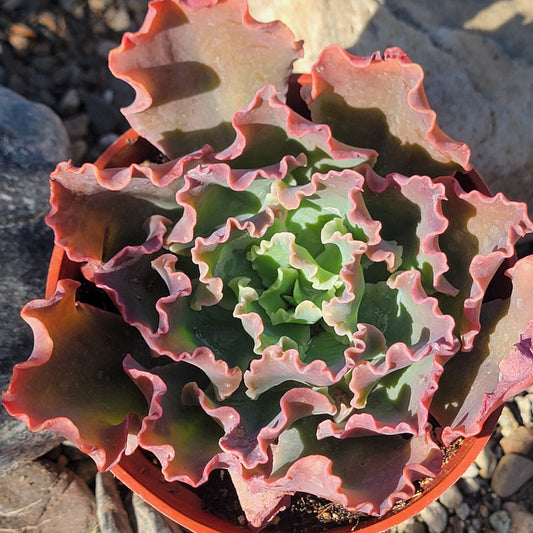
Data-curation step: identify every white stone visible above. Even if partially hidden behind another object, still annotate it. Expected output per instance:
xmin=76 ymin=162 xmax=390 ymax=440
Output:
xmin=498 ymin=406 xmax=520 ymax=437
xmin=475 ymin=446 xmax=498 ymax=479
xmin=419 ymin=500 xmax=448 ymax=533
xmin=438 ymin=483 xmax=463 ymax=512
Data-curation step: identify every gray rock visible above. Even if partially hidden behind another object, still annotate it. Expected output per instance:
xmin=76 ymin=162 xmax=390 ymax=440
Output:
xmin=0 ymin=86 xmax=70 ymax=474
xmin=131 ymin=493 xmax=184 ymax=533
xmin=96 ymin=471 xmax=134 ymax=533
xmin=491 ymin=453 xmax=533 ymax=497
xmin=0 ymin=459 xmax=97 ymax=532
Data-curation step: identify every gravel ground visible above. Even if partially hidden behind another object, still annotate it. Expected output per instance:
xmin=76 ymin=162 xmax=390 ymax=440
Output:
xmin=1 ymin=1 xmax=533 ymax=533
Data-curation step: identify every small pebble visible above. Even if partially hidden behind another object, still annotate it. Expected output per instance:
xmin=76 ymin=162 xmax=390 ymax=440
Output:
xmin=58 ymin=88 xmax=81 ymax=115
xmin=503 ymin=502 xmax=533 ymax=533
xmin=458 ymin=476 xmax=481 ymax=495
xmin=500 ymin=425 xmax=533 ymax=457
xmin=515 ymin=395 xmax=533 ymax=426
xmin=475 ymin=446 xmax=498 ymax=479
xmin=64 ymin=113 xmax=90 ymax=140
xmin=419 ymin=500 xmax=448 ymax=533
xmin=438 ymin=484 xmax=463 ymax=512
xmin=498 ymin=406 xmax=520 ymax=437
xmin=397 ymin=517 xmax=427 ymax=533
xmin=489 ymin=510 xmax=511 ymax=533
xmin=491 ymin=453 xmax=533 ymax=497
xmin=455 ymin=502 xmax=471 ymax=521
xmin=104 ymin=7 xmax=132 ymax=32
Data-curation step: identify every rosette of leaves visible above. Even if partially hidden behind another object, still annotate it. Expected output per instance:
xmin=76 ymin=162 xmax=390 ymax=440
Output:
xmin=3 ymin=1 xmax=533 ymax=531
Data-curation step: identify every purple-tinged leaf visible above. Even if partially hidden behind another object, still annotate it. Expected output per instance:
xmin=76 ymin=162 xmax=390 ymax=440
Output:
xmin=436 ymin=177 xmax=533 ymax=349
xmin=125 ymin=357 xmax=234 ymax=486
xmin=2 ymin=280 xmax=149 ymax=470
xmin=247 ymin=420 xmax=442 ymax=517
xmin=302 ymin=45 xmax=471 ymax=177
xmin=432 ymin=255 xmax=533 ymax=445
xmin=109 ymin=0 xmax=303 ymax=157
xmin=47 ymin=160 xmax=184 ymax=266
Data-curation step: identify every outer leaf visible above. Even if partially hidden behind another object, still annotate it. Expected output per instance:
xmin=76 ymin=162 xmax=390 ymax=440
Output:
xmin=219 ymin=387 xmax=336 ymax=469
xmin=125 ymin=357 xmax=233 ymax=485
xmin=436 ymin=177 xmax=533 ymax=349
xmin=108 ymin=0 xmax=303 ymax=157
xmin=302 ymin=45 xmax=471 ymax=177
xmin=2 ymin=280 xmax=149 ymax=470
xmin=47 ymin=160 xmax=184 ymax=266
xmin=432 ymin=255 xmax=533 ymax=445
xmin=248 ymin=418 xmax=442 ymax=517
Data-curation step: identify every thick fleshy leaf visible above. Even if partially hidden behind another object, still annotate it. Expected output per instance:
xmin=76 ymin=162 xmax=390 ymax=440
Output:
xmin=248 ymin=417 xmax=442 ymax=517
xmin=109 ymin=0 xmax=303 ymax=157
xmin=356 ymin=269 xmax=457 ymax=362
xmin=392 ymin=173 xmax=456 ymax=295
xmin=219 ymin=387 xmax=336 ymax=469
xmin=435 ymin=177 xmax=533 ymax=349
xmin=219 ymin=84 xmax=376 ymax=173
xmin=2 ymin=280 xmax=149 ymax=470
xmin=302 ymin=45 xmax=471 ymax=177
xmin=243 ymin=344 xmax=362 ymax=400
xmin=228 ymin=465 xmax=290 ymax=531
xmin=166 ymin=85 xmax=375 ymax=249
xmin=321 ymin=354 xmax=444 ymax=437
xmin=125 ymin=357 xmax=233 ymax=485
xmin=93 ymin=248 xmax=188 ymax=336
xmin=143 ymin=254 xmax=256 ymax=388
xmin=47 ymin=160 xmax=184 ymax=265
xmin=432 ymin=255 xmax=533 ymax=445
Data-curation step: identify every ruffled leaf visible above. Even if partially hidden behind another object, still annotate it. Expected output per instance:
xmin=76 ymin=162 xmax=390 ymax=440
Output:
xmin=302 ymin=45 xmax=471 ymax=177
xmin=109 ymin=0 xmax=303 ymax=157
xmin=125 ymin=357 xmax=232 ymax=485
xmin=436 ymin=177 xmax=533 ymax=349
xmin=218 ymin=386 xmax=336 ymax=469
xmin=166 ymin=85 xmax=375 ymax=249
xmin=47 ymin=160 xmax=184 ymax=266
xmin=2 ymin=280 xmax=149 ymax=470
xmin=432 ymin=255 xmax=533 ymax=445
xmin=249 ymin=417 xmax=442 ymax=517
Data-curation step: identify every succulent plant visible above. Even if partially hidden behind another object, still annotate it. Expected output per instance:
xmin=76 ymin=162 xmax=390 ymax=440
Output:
xmin=3 ymin=0 xmax=533 ymax=530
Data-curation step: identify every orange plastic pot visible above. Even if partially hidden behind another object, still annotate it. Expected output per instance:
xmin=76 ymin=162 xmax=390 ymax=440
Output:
xmin=45 ymin=129 xmax=501 ymax=533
